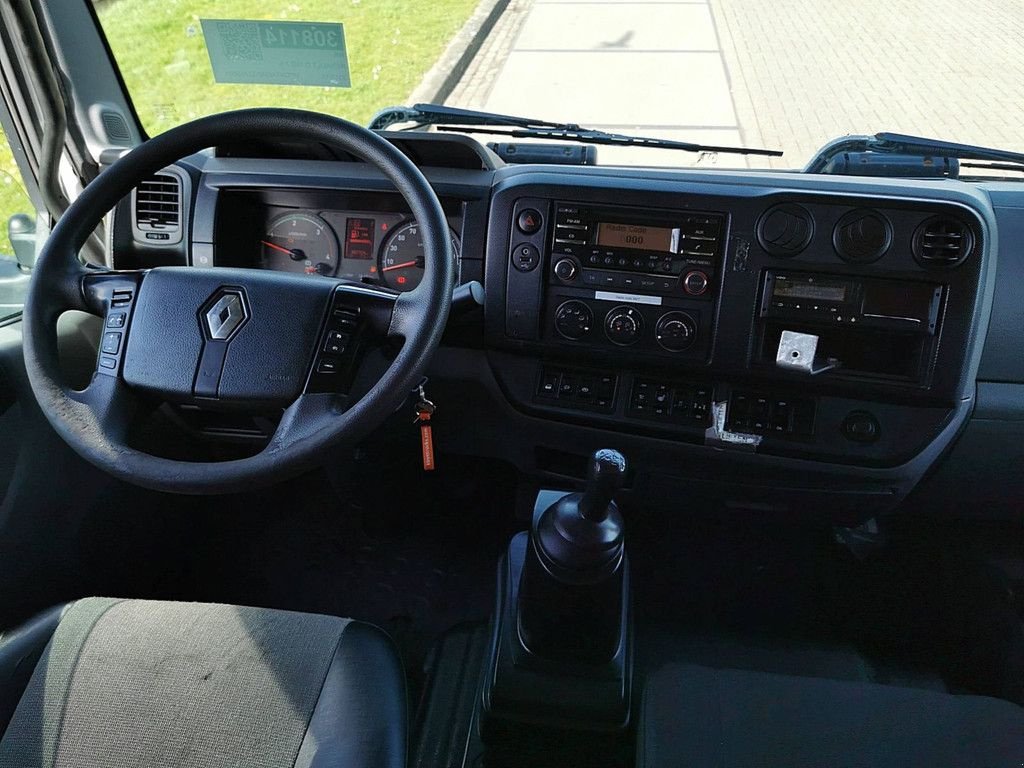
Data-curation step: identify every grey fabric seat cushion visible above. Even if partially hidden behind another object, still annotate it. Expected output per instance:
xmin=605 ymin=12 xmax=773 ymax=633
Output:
xmin=0 ymin=598 xmax=406 ymax=768
xmin=639 ymin=663 xmax=1024 ymax=767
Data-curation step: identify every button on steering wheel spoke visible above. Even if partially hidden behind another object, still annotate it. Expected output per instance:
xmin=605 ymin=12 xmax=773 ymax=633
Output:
xmin=80 ymin=270 xmax=145 ymax=378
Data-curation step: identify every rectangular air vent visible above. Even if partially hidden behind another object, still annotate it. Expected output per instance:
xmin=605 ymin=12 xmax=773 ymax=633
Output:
xmin=132 ymin=171 xmax=184 ymax=245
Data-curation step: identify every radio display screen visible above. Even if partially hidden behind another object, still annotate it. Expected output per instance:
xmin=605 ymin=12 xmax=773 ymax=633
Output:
xmin=595 ymin=222 xmax=679 ymax=253
xmin=773 ymin=279 xmax=848 ymax=302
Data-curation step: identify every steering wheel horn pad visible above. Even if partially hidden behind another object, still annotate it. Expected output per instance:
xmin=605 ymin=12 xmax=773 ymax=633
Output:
xmin=21 ymin=109 xmax=453 ymax=494
xmin=122 ymin=268 xmax=332 ymax=406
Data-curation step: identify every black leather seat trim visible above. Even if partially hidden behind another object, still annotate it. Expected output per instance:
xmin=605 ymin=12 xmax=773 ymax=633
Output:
xmin=293 ymin=621 xmax=407 ymax=768
xmin=0 ymin=605 xmax=66 ymax=738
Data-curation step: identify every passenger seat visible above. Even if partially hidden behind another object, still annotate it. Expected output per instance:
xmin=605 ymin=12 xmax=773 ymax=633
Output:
xmin=639 ymin=664 xmax=1024 ymax=767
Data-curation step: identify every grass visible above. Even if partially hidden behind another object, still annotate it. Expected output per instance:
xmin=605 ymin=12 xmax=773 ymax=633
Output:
xmin=95 ymin=0 xmax=480 ymax=135
xmin=0 ymin=133 xmax=32 ymax=257
xmin=1 ymin=0 xmax=477 ymax=264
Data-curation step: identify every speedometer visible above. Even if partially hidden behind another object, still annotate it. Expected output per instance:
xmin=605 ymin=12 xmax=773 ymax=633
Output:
xmin=260 ymin=213 xmax=338 ymax=277
xmin=378 ymin=220 xmax=459 ymax=292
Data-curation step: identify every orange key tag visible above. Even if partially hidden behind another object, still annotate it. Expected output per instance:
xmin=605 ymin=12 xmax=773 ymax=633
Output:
xmin=413 ymin=382 xmax=436 ymax=472
xmin=417 ymin=410 xmax=435 ymax=472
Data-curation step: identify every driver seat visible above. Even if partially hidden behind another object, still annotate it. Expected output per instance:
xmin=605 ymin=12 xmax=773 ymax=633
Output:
xmin=0 ymin=598 xmax=406 ymax=768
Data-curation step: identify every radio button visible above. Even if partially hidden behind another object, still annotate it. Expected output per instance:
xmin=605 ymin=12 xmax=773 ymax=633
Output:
xmin=683 ymin=270 xmax=710 ymax=295
xmin=554 ymin=258 xmax=578 ymax=282
xmin=654 ymin=276 xmax=677 ymax=292
xmin=554 ymin=228 xmax=588 ymax=243
xmin=679 ymin=240 xmax=718 ymax=257
xmin=604 ymin=306 xmax=643 ymax=346
xmin=655 ymin=311 xmax=697 ymax=352
xmin=517 ymin=208 xmax=543 ymax=235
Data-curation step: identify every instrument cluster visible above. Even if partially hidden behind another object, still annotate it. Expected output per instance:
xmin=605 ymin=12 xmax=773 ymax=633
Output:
xmin=258 ymin=208 xmax=461 ymax=292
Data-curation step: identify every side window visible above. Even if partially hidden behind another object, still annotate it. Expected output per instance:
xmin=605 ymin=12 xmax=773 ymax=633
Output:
xmin=0 ymin=126 xmax=33 ymax=320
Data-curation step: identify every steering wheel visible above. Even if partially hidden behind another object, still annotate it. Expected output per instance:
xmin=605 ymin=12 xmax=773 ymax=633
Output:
xmin=21 ymin=109 xmax=453 ymax=494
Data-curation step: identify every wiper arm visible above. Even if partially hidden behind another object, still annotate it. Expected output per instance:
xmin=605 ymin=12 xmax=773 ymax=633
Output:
xmin=369 ymin=103 xmax=567 ymax=131
xmin=368 ymin=103 xmax=783 ymax=158
xmin=806 ymin=132 xmax=1024 ymax=175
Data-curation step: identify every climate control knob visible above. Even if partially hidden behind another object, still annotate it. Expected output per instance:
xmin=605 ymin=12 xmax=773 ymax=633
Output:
xmin=604 ymin=306 xmax=643 ymax=346
xmin=655 ymin=311 xmax=697 ymax=352
xmin=554 ymin=300 xmax=594 ymax=341
xmin=553 ymin=258 xmax=578 ymax=282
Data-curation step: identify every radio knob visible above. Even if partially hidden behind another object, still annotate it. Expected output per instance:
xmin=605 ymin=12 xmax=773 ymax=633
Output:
xmin=683 ymin=270 xmax=710 ymax=296
xmin=554 ymin=300 xmax=593 ymax=341
xmin=604 ymin=306 xmax=643 ymax=346
xmin=655 ymin=311 xmax=697 ymax=352
xmin=553 ymin=258 xmax=578 ymax=282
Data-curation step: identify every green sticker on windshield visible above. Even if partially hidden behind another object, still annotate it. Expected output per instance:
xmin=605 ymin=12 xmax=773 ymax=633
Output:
xmin=200 ymin=19 xmax=351 ymax=88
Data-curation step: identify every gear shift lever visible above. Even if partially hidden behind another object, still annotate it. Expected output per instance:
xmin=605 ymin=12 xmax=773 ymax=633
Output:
xmin=518 ymin=449 xmax=628 ymax=662
xmin=481 ymin=449 xmax=634 ymax=735
xmin=578 ymin=448 xmax=627 ymax=522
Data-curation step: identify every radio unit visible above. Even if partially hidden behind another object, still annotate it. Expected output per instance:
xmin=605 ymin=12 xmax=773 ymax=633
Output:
xmin=762 ymin=272 xmax=943 ymax=333
xmin=549 ymin=203 xmax=726 ymax=297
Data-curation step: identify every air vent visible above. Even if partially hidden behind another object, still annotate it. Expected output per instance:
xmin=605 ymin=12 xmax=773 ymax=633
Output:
xmin=132 ymin=172 xmax=183 ymax=245
xmin=833 ymin=208 xmax=892 ymax=264
xmin=757 ymin=203 xmax=814 ymax=257
xmin=913 ymin=215 xmax=973 ymax=268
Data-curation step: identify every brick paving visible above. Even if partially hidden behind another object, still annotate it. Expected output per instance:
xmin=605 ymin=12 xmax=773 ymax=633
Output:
xmin=715 ymin=0 xmax=1024 ymax=168
xmin=445 ymin=0 xmax=1024 ymax=169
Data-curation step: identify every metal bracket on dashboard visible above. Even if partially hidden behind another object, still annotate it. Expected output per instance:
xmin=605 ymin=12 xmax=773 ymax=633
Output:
xmin=775 ymin=330 xmax=841 ymax=376
xmin=705 ymin=401 xmax=761 ymax=451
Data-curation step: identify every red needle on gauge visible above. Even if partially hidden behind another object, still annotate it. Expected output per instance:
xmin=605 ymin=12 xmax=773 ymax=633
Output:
xmin=382 ymin=260 xmax=418 ymax=272
xmin=261 ymin=240 xmax=295 ymax=256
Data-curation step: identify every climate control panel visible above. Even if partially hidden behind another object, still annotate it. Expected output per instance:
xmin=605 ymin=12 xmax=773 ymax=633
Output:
xmin=553 ymin=299 xmax=701 ymax=354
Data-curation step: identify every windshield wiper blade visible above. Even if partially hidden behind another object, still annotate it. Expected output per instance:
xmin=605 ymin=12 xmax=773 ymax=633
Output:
xmin=437 ymin=125 xmax=783 ymax=157
xmin=368 ymin=103 xmax=783 ymax=157
xmin=806 ymin=132 xmax=1024 ymax=175
xmin=873 ymin=133 xmax=1024 ymax=166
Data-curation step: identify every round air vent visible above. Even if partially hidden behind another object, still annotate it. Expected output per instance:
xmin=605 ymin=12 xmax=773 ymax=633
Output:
xmin=757 ymin=203 xmax=814 ymax=257
xmin=913 ymin=215 xmax=973 ymax=268
xmin=832 ymin=209 xmax=892 ymax=264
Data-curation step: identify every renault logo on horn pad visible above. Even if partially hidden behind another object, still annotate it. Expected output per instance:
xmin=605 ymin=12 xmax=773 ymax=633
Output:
xmin=204 ymin=289 xmax=247 ymax=340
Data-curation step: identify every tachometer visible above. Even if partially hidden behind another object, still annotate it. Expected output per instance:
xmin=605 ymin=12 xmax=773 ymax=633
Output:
xmin=261 ymin=213 xmax=338 ymax=276
xmin=378 ymin=220 xmax=459 ymax=292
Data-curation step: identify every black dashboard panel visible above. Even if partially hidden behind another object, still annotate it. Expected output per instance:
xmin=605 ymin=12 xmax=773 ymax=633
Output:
xmin=482 ymin=168 xmax=993 ymax=482
xmin=109 ymin=133 xmax=1021 ymax=520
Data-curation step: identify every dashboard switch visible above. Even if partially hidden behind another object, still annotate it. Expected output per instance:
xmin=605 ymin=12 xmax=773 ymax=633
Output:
xmin=842 ymin=411 xmax=880 ymax=443
xmin=517 ymin=208 xmax=543 ymax=235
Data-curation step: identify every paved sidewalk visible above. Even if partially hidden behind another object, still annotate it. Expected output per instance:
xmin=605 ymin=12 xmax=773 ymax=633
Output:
xmin=715 ymin=0 xmax=1024 ymax=168
xmin=446 ymin=0 xmax=1024 ymax=169
xmin=446 ymin=0 xmax=749 ymax=168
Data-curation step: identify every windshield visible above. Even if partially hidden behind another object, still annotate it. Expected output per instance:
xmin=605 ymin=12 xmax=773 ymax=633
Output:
xmin=96 ymin=0 xmax=1024 ymax=169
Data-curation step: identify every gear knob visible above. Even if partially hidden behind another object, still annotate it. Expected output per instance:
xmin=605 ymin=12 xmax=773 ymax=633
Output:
xmin=578 ymin=448 xmax=627 ymax=521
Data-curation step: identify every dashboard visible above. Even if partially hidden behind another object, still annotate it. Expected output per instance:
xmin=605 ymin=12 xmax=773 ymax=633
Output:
xmin=108 ymin=134 xmax=1024 ymax=523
